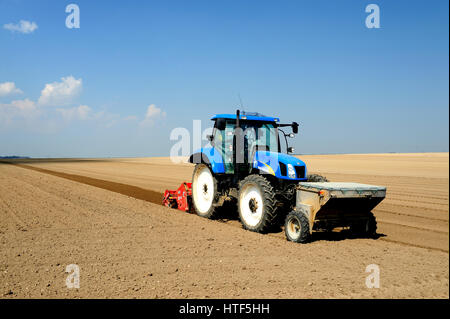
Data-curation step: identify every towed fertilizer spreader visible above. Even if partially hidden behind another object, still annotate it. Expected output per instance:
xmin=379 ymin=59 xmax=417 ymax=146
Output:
xmin=284 ymin=182 xmax=386 ymax=243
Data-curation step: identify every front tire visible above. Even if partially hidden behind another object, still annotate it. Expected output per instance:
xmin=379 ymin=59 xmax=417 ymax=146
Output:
xmin=284 ymin=210 xmax=311 ymax=243
xmin=192 ymin=164 xmax=220 ymax=219
xmin=238 ymin=175 xmax=278 ymax=233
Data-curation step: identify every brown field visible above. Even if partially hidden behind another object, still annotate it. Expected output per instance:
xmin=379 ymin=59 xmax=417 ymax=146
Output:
xmin=0 ymin=153 xmax=448 ymax=298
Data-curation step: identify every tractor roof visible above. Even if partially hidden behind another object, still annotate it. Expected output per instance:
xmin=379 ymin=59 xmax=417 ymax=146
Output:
xmin=211 ymin=112 xmax=279 ymax=122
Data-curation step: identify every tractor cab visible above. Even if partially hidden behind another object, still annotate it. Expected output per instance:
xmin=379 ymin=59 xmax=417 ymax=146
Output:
xmin=209 ymin=112 xmax=280 ymax=174
xmin=191 ymin=110 xmax=306 ymax=181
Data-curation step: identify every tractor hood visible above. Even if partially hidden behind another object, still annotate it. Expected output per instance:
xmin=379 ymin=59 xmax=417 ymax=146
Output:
xmin=253 ymin=151 xmax=307 ymax=181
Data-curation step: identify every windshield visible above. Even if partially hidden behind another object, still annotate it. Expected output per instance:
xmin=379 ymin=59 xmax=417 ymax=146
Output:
xmin=212 ymin=120 xmax=280 ymax=173
xmin=241 ymin=122 xmax=279 ymax=153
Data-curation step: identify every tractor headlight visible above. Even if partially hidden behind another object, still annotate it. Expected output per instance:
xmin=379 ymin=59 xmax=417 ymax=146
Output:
xmin=287 ymin=164 xmax=296 ymax=179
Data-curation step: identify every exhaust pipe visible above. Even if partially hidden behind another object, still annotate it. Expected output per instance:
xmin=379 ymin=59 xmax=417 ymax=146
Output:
xmin=234 ymin=109 xmax=240 ymax=177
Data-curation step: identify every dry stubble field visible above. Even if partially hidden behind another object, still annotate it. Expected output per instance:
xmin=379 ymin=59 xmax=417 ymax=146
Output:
xmin=0 ymin=153 xmax=448 ymax=298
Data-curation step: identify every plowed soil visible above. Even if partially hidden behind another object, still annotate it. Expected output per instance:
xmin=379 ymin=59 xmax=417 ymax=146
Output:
xmin=0 ymin=153 xmax=448 ymax=298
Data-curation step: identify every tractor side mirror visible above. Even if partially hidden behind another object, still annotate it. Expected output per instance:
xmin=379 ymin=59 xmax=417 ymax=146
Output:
xmin=287 ymin=146 xmax=295 ymax=154
xmin=216 ymin=118 xmax=226 ymax=131
xmin=292 ymin=122 xmax=299 ymax=134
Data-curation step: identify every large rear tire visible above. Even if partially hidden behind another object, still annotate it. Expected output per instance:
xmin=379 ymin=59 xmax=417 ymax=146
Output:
xmin=192 ymin=164 xmax=220 ymax=219
xmin=284 ymin=210 xmax=311 ymax=243
xmin=238 ymin=175 xmax=278 ymax=233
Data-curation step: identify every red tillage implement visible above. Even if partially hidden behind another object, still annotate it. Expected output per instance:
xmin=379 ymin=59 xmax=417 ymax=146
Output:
xmin=162 ymin=182 xmax=192 ymax=212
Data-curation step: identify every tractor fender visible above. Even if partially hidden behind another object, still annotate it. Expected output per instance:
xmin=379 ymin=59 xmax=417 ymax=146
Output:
xmin=188 ymin=147 xmax=225 ymax=174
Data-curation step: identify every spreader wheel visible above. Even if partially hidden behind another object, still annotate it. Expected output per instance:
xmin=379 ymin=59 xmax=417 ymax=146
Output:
xmin=350 ymin=212 xmax=377 ymax=238
xmin=284 ymin=210 xmax=311 ymax=243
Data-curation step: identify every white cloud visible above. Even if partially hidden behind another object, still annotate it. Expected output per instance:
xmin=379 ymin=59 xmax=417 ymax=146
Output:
xmin=0 ymin=99 xmax=37 ymax=115
xmin=140 ymin=104 xmax=166 ymax=126
xmin=10 ymin=99 xmax=36 ymax=113
xmin=1 ymin=75 xmax=143 ymax=131
xmin=57 ymin=105 xmax=91 ymax=121
xmin=38 ymin=76 xmax=82 ymax=106
xmin=0 ymin=82 xmax=23 ymax=96
xmin=146 ymin=104 xmax=165 ymax=119
xmin=0 ymin=99 xmax=38 ymax=127
xmin=4 ymin=20 xmax=38 ymax=34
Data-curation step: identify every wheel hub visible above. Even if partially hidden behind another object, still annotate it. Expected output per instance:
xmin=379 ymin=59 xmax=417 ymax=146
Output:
xmin=248 ymin=198 xmax=258 ymax=213
xmin=289 ymin=218 xmax=300 ymax=235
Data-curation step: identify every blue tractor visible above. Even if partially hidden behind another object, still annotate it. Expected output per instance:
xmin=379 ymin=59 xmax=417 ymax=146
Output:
xmin=188 ymin=110 xmax=327 ymax=233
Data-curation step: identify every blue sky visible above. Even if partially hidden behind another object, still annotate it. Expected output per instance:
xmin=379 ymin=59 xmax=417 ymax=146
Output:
xmin=0 ymin=0 xmax=448 ymax=157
